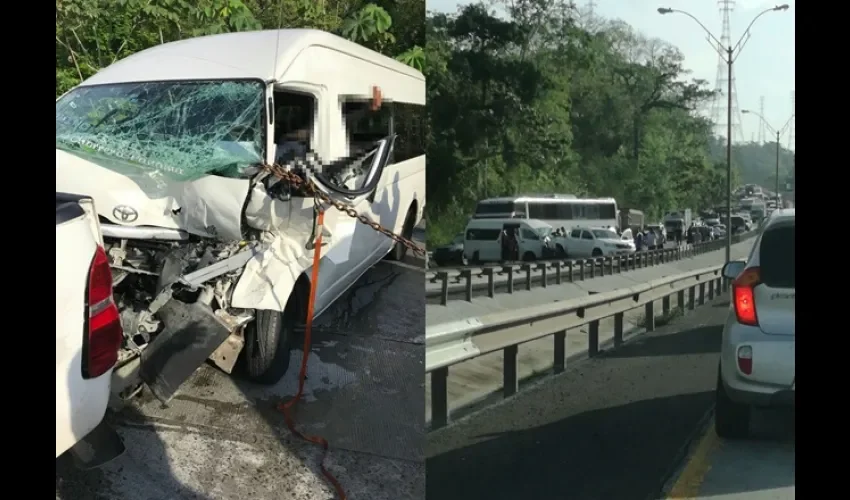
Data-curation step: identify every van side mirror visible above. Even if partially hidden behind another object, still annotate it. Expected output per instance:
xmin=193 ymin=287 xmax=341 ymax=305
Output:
xmin=722 ymin=260 xmax=746 ymax=279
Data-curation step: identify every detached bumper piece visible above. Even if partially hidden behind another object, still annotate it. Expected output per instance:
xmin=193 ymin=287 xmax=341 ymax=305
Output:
xmin=139 ymin=299 xmax=232 ymax=404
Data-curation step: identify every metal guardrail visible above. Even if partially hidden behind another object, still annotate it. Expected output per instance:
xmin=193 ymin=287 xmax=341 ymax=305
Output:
xmin=426 ymin=232 xmax=754 ymax=305
xmin=425 ymin=264 xmax=728 ymax=429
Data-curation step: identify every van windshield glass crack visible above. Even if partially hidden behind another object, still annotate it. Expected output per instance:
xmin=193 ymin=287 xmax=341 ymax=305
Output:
xmin=56 ymin=80 xmax=265 ymax=182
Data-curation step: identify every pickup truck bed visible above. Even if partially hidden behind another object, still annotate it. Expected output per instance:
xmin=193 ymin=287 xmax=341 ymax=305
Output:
xmin=56 ymin=193 xmax=124 ymax=468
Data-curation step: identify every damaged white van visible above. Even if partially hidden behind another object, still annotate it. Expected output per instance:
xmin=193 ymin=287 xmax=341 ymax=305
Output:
xmin=55 ymin=29 xmax=426 ymax=406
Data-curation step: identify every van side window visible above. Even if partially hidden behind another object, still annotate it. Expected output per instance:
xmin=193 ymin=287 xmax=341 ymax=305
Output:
xmin=581 ymin=230 xmax=593 ymax=240
xmin=466 ymin=229 xmax=501 ymax=240
xmin=393 ymin=102 xmax=425 ymax=163
xmin=570 ymin=229 xmax=581 ymax=238
xmin=341 ymin=100 xmax=425 ymax=164
xmin=521 ymin=229 xmax=538 ymax=240
xmin=342 ymin=100 xmax=391 ymax=156
xmin=273 ymin=90 xmax=317 ymax=164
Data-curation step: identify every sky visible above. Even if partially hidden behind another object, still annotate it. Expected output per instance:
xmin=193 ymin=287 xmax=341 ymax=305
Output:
xmin=426 ymin=0 xmax=795 ymax=149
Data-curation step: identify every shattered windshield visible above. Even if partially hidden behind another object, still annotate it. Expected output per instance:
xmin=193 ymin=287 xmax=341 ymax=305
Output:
xmin=56 ymin=80 xmax=265 ymax=182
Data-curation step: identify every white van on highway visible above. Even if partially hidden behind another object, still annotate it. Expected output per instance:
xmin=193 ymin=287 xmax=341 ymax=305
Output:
xmin=55 ymin=29 xmax=425 ymax=409
xmin=463 ymin=218 xmax=553 ymax=263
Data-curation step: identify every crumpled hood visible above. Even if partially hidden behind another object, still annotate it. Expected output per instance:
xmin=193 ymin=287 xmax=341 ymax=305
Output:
xmin=56 ymin=149 xmax=250 ymax=241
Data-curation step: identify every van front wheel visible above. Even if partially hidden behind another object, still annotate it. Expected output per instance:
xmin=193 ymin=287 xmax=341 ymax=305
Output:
xmin=239 ymin=306 xmax=296 ymax=385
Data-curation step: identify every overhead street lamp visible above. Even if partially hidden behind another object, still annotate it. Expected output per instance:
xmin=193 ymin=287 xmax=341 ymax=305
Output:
xmin=741 ymin=109 xmax=794 ymax=199
xmin=657 ymin=4 xmax=789 ymax=263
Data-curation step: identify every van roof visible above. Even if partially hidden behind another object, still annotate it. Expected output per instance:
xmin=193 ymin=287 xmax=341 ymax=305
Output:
xmin=80 ymin=29 xmax=424 ymax=86
xmin=466 ymin=218 xmax=553 ymax=229
xmin=477 ymin=196 xmax=616 ymax=204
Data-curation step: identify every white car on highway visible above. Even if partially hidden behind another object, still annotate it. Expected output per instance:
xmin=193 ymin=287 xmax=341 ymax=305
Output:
xmin=716 ymin=208 xmax=795 ymax=438
xmin=560 ymin=227 xmax=635 ymax=258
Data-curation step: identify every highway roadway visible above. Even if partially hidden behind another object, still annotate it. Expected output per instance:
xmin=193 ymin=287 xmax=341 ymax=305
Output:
xmin=425 ymin=296 xmax=795 ymax=500
xmin=56 ymin=225 xmax=427 ymax=500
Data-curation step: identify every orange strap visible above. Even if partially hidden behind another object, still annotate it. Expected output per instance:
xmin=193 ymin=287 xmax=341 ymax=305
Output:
xmin=278 ymin=209 xmax=347 ymax=500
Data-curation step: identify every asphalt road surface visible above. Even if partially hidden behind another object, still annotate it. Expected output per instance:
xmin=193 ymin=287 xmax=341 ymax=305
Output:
xmin=425 ymin=294 xmax=793 ymax=500
xmin=57 ymin=236 xmax=426 ymax=500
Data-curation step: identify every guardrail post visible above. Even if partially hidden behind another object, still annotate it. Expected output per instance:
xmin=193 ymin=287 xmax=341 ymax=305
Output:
xmin=568 ymin=260 xmax=574 ymax=282
xmin=677 ymin=289 xmax=685 ymax=311
xmin=688 ymin=286 xmax=696 ymax=311
xmin=579 ymin=260 xmax=585 ymax=281
xmin=431 ymin=368 xmax=449 ymax=430
xmin=600 ymin=257 xmax=606 ymax=276
xmin=645 ymin=301 xmax=655 ymax=331
xmin=631 ymin=254 xmax=637 ymax=271
xmin=607 ymin=256 xmax=614 ymax=275
xmin=676 ymin=246 xmax=682 ymax=261
xmin=461 ymin=269 xmax=473 ymax=302
xmin=484 ymin=268 xmax=495 ymax=298
xmin=503 ymin=266 xmax=514 ymax=294
xmin=439 ymin=272 xmax=449 ymax=306
xmin=614 ymin=312 xmax=624 ymax=347
xmin=555 ymin=261 xmax=563 ymax=285
xmin=662 ymin=295 xmax=670 ymax=316
xmin=588 ymin=320 xmax=600 ymax=357
xmin=708 ymin=279 xmax=715 ymax=300
xmin=538 ymin=263 xmax=548 ymax=288
xmin=522 ymin=264 xmax=532 ymax=291
xmin=589 ymin=259 xmax=595 ymax=278
xmin=503 ymin=345 xmax=519 ymax=397
xmin=554 ymin=331 xmax=566 ymax=373
xmin=716 ymin=277 xmax=722 ymax=296
xmin=699 ymin=282 xmax=706 ymax=306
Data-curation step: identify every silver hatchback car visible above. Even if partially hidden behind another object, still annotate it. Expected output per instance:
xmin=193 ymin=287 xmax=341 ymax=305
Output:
xmin=716 ymin=208 xmax=795 ymax=439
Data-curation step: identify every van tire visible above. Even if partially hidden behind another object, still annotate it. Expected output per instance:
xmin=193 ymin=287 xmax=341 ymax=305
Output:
xmin=715 ymin=371 xmax=750 ymax=439
xmin=471 ymin=251 xmax=480 ymax=264
xmin=592 ymin=248 xmax=603 ymax=257
xmin=556 ymin=244 xmax=567 ymax=258
xmin=239 ymin=305 xmax=296 ymax=385
xmin=522 ymin=251 xmax=536 ymax=262
xmin=386 ymin=204 xmax=416 ymax=261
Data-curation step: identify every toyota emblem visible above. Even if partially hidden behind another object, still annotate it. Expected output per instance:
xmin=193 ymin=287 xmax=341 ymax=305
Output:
xmin=113 ymin=205 xmax=139 ymax=223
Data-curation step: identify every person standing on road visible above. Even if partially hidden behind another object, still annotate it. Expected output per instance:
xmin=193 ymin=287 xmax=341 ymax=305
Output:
xmin=500 ymin=229 xmax=511 ymax=262
xmin=645 ymin=228 xmax=657 ymax=251
xmin=634 ymin=228 xmax=645 ymax=252
xmin=511 ymin=228 xmax=520 ymax=261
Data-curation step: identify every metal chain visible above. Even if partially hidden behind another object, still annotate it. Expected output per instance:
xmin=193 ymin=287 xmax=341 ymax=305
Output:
xmin=261 ymin=163 xmax=426 ymax=257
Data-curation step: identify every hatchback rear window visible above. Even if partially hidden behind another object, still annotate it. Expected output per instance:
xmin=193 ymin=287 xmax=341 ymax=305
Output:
xmin=759 ymin=224 xmax=795 ymax=288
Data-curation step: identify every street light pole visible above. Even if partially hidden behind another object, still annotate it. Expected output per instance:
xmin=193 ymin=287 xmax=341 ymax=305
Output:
xmin=725 ymin=48 xmax=733 ymax=263
xmin=741 ymin=109 xmax=794 ymax=203
xmin=657 ymin=4 xmax=789 ymax=263
xmin=774 ymin=130 xmax=780 ymax=197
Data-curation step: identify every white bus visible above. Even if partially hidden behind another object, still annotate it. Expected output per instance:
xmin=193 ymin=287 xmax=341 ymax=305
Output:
xmin=55 ymin=29 xmax=425 ymax=398
xmin=473 ymin=195 xmax=619 ymax=232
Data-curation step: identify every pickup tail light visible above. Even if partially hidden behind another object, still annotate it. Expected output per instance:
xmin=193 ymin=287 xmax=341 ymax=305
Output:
xmin=732 ymin=267 xmax=761 ymax=327
xmin=83 ymin=246 xmax=123 ymax=379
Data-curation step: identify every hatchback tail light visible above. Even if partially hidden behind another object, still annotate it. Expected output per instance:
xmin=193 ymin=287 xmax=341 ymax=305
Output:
xmin=732 ymin=267 xmax=761 ymax=326
xmin=83 ymin=246 xmax=122 ymax=379
xmin=737 ymin=345 xmax=753 ymax=375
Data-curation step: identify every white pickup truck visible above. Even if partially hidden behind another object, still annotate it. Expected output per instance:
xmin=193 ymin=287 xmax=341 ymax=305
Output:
xmin=56 ymin=193 xmax=125 ymax=468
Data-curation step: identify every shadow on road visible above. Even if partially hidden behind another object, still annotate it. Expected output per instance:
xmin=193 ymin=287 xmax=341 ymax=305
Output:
xmin=599 ymin=324 xmax=722 ymax=359
xmin=56 ymin=404 xmax=213 ymax=500
xmin=426 ymin=304 xmax=774 ymax=500
xmin=427 ymin=392 xmax=716 ymax=500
